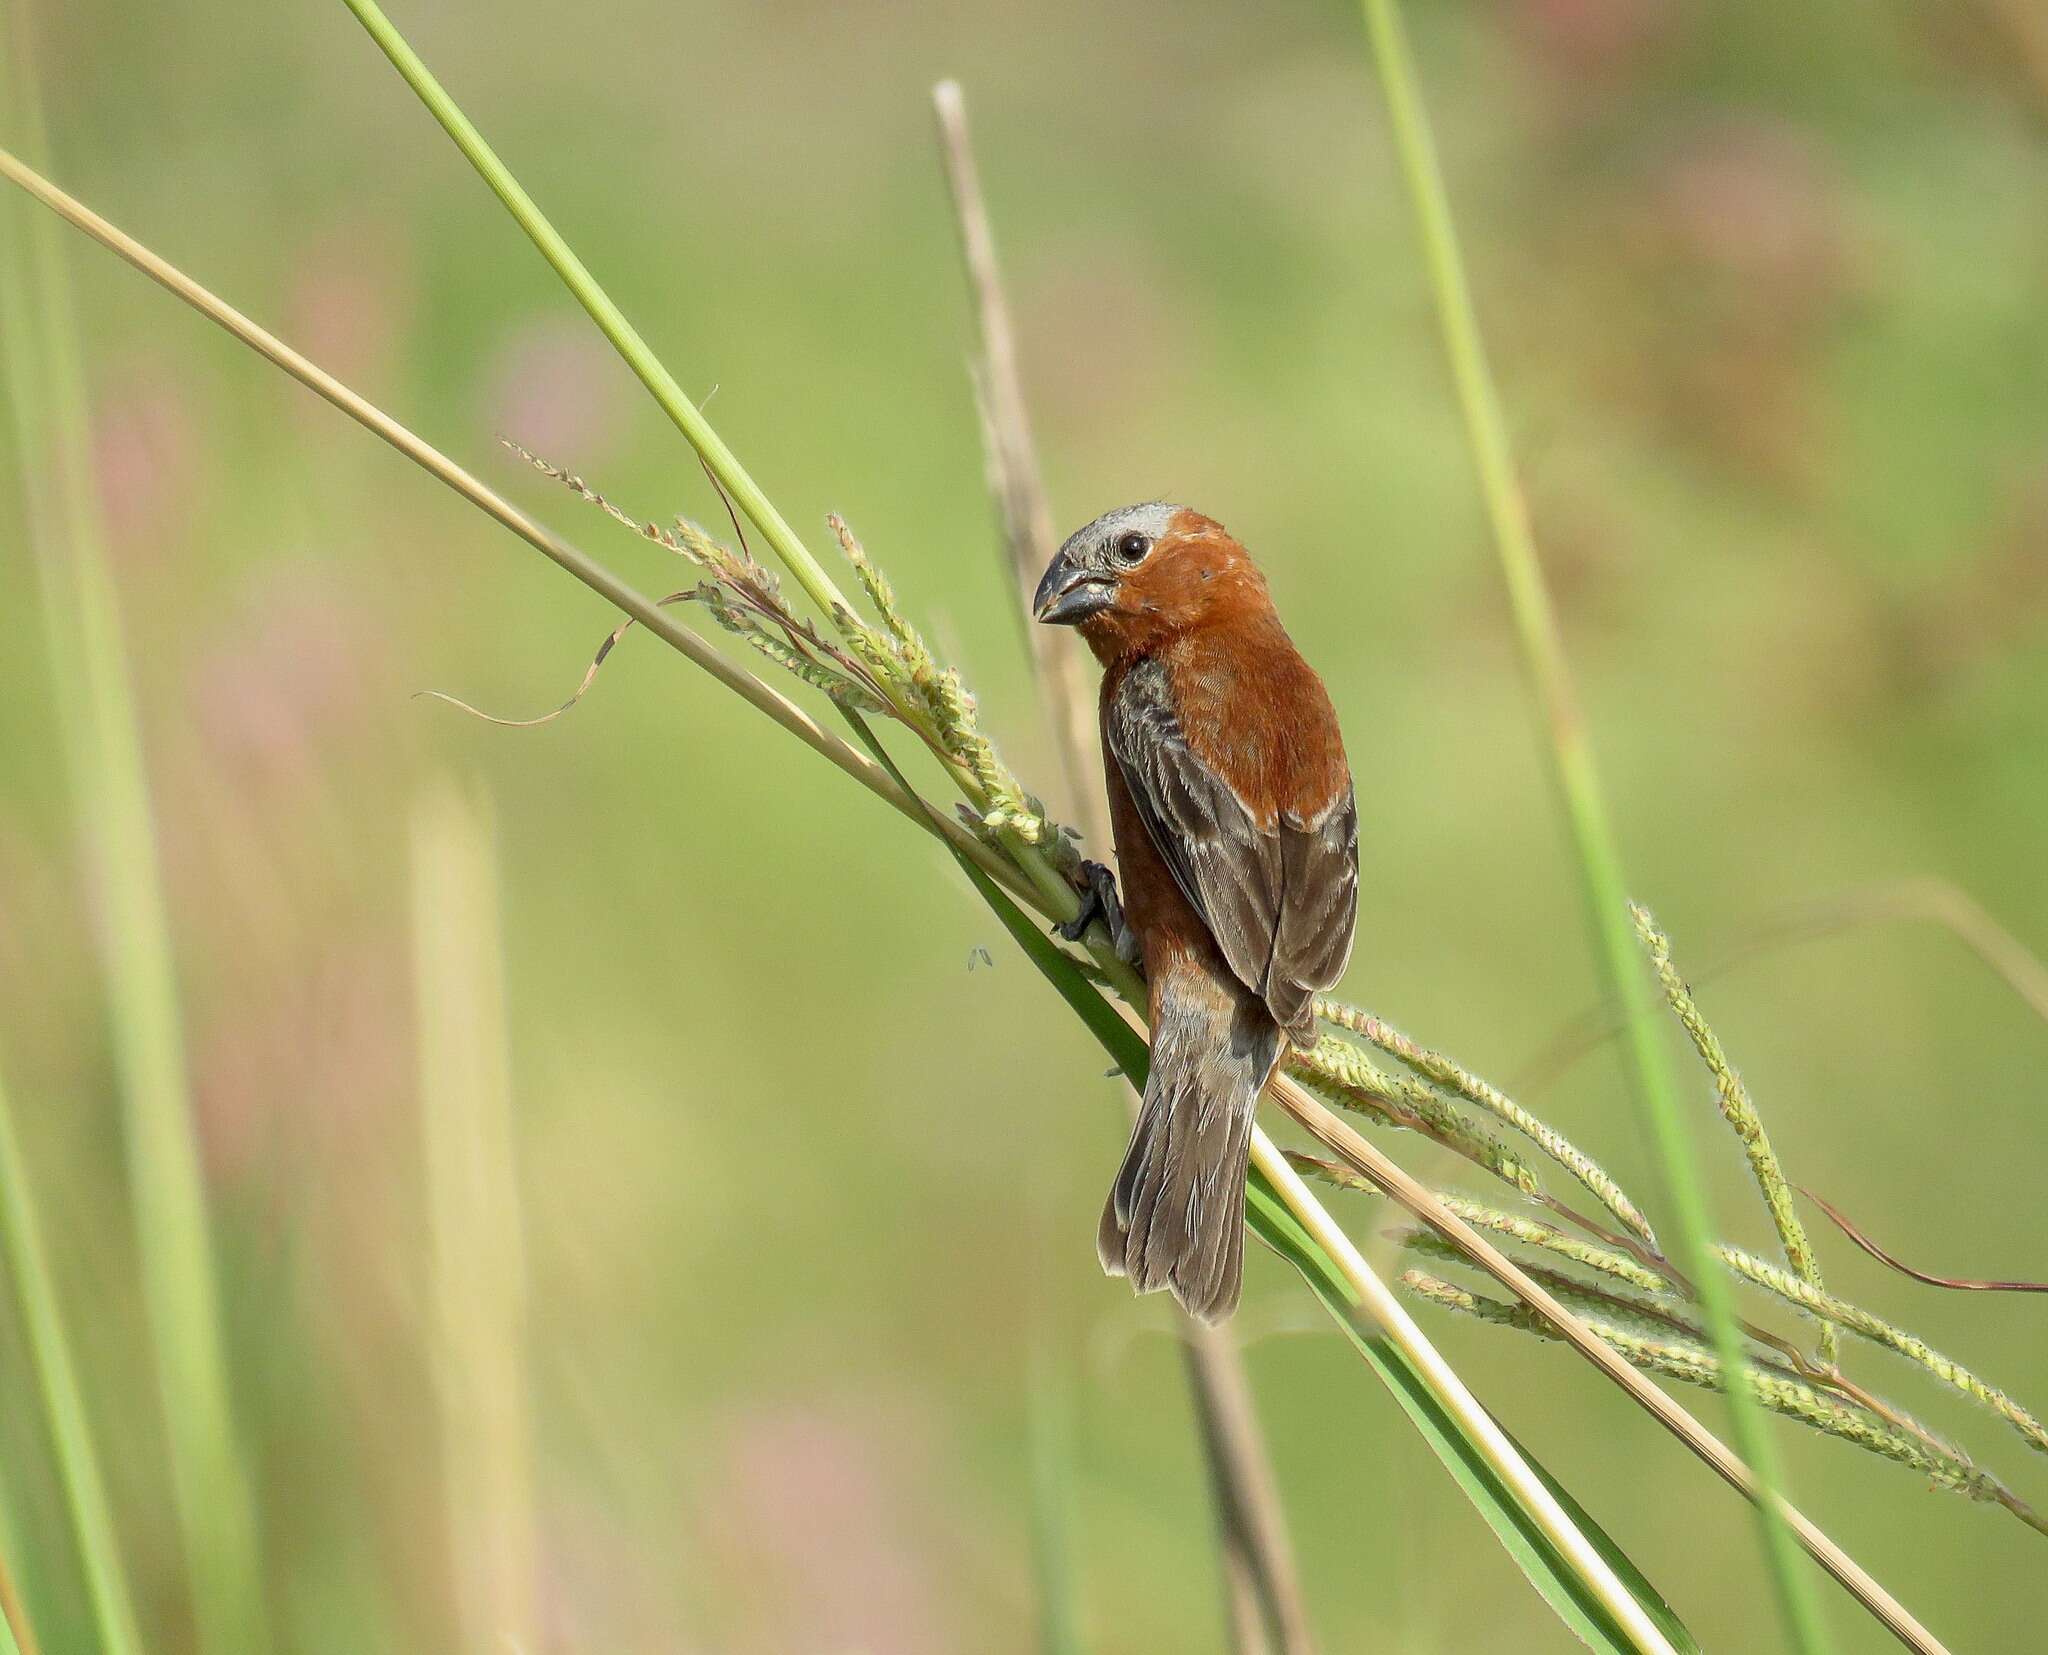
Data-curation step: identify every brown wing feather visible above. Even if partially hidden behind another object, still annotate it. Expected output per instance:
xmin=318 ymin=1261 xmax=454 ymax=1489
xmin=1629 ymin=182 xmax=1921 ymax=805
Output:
xmin=1268 ymin=787 xmax=1358 ymax=1034
xmin=1107 ymin=660 xmax=1356 ymax=1037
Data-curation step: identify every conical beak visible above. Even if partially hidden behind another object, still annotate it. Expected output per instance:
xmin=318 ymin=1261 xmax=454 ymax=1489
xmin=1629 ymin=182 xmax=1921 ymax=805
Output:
xmin=1032 ymin=554 xmax=1115 ymax=626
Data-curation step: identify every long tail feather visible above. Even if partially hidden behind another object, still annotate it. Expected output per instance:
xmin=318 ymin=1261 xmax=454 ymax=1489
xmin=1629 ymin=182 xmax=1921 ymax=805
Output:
xmin=1099 ymin=982 xmax=1281 ymax=1323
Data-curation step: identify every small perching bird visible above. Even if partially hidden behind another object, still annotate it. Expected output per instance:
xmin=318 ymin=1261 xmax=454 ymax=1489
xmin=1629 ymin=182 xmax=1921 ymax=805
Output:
xmin=1034 ymin=503 xmax=1358 ymax=1322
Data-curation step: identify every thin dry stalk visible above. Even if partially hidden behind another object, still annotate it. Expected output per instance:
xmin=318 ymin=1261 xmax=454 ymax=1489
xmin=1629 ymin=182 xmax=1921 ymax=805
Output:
xmin=1801 ymin=1187 xmax=2048 ymax=1295
xmin=931 ymin=80 xmax=1100 ymax=840
xmin=931 ymin=80 xmax=1313 ymax=1655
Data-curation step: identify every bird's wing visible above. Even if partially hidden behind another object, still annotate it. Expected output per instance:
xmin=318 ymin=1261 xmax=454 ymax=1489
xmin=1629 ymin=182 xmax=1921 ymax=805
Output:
xmin=1107 ymin=662 xmax=1356 ymax=1036
xmin=1268 ymin=783 xmax=1357 ymax=1034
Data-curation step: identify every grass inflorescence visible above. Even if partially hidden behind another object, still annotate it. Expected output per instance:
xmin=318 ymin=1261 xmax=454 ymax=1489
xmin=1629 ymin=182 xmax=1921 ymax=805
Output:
xmin=1302 ymin=909 xmax=2048 ymax=1540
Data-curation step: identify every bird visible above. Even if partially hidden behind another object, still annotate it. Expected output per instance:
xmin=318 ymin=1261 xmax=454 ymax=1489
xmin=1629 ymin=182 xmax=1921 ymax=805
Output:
xmin=1033 ymin=502 xmax=1357 ymax=1323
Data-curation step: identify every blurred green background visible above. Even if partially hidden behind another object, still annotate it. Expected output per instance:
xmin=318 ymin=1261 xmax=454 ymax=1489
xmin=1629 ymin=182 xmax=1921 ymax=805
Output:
xmin=3 ymin=0 xmax=2046 ymax=1649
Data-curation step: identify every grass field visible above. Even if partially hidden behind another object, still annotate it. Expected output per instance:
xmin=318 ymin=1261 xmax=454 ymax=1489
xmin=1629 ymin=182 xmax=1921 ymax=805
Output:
xmin=2 ymin=1 xmax=2046 ymax=1649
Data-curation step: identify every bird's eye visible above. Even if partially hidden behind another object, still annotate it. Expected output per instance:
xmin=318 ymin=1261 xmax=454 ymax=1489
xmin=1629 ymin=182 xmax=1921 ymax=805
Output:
xmin=1113 ymin=532 xmax=1151 ymax=564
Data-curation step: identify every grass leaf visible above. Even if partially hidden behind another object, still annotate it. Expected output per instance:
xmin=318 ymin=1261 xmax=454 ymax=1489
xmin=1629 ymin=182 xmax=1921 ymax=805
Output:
xmin=0 ymin=19 xmax=266 ymax=1648
xmin=0 ymin=1052 xmax=136 ymax=1655
xmin=1352 ymin=1 xmax=1832 ymax=1645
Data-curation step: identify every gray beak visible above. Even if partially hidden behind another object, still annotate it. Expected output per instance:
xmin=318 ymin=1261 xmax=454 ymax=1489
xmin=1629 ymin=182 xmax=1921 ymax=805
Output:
xmin=1032 ymin=554 xmax=1115 ymax=626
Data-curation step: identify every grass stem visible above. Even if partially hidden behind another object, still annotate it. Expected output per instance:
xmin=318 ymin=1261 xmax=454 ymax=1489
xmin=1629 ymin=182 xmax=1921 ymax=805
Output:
xmin=929 ymin=80 xmax=1101 ymax=843
xmin=337 ymin=0 xmax=855 ymax=624
xmin=1353 ymin=2 xmax=1832 ymax=1645
xmin=0 ymin=1055 xmax=138 ymax=1655
xmin=0 ymin=146 xmax=1034 ymax=914
xmin=0 ymin=28 xmax=265 ymax=1649
xmin=931 ymin=81 xmax=1314 ymax=1655
xmin=412 ymin=782 xmax=538 ymax=1652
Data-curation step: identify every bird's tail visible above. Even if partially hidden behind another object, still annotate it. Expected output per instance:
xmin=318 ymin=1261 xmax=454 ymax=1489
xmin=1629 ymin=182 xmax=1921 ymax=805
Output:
xmin=1098 ymin=983 xmax=1283 ymax=1323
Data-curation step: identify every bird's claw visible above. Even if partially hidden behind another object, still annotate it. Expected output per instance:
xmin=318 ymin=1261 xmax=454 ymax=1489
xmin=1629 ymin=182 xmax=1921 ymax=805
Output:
xmin=1055 ymin=859 xmax=1140 ymax=964
xmin=1054 ymin=859 xmax=1116 ymax=942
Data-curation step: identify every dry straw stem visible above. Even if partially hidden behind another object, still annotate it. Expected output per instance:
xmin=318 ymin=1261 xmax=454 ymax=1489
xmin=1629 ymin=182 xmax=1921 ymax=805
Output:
xmin=930 ymin=80 xmax=1312 ymax=1655
xmin=2 ymin=113 xmax=1938 ymax=1655
xmin=1268 ymin=1069 xmax=1944 ymax=1652
xmin=1633 ymin=905 xmax=1834 ymax=1363
xmin=930 ymin=79 xmax=1100 ymax=843
xmin=1179 ymin=1330 xmax=1315 ymax=1655
xmin=1353 ymin=1 xmax=1828 ymax=1646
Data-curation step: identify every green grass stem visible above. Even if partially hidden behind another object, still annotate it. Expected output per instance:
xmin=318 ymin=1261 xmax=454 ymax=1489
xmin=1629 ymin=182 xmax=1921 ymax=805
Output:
xmin=0 ymin=145 xmax=1034 ymax=918
xmin=0 ymin=1054 xmax=139 ymax=1655
xmin=0 ymin=26 xmax=266 ymax=1651
xmin=334 ymin=0 xmax=1086 ymax=929
xmin=1353 ymin=3 xmax=1831 ymax=1646
xmin=337 ymin=0 xmax=853 ymax=625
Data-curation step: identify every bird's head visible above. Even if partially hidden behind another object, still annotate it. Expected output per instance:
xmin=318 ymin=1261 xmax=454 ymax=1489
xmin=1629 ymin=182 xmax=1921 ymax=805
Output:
xmin=1033 ymin=502 xmax=1269 ymax=657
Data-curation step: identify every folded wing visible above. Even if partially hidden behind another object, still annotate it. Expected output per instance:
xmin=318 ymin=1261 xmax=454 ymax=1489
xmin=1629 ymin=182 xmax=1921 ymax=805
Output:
xmin=1107 ymin=661 xmax=1357 ymax=1038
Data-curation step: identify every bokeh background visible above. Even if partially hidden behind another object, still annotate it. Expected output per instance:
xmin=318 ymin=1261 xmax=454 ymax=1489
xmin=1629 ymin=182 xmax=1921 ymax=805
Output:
xmin=3 ymin=0 xmax=2046 ymax=1649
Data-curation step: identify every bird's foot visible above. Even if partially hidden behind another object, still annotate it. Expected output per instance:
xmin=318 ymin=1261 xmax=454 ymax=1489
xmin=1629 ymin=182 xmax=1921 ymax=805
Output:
xmin=1055 ymin=859 xmax=1140 ymax=963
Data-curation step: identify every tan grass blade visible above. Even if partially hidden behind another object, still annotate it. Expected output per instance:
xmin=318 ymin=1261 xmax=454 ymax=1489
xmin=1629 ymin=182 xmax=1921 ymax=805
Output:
xmin=411 ymin=781 xmax=539 ymax=1651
